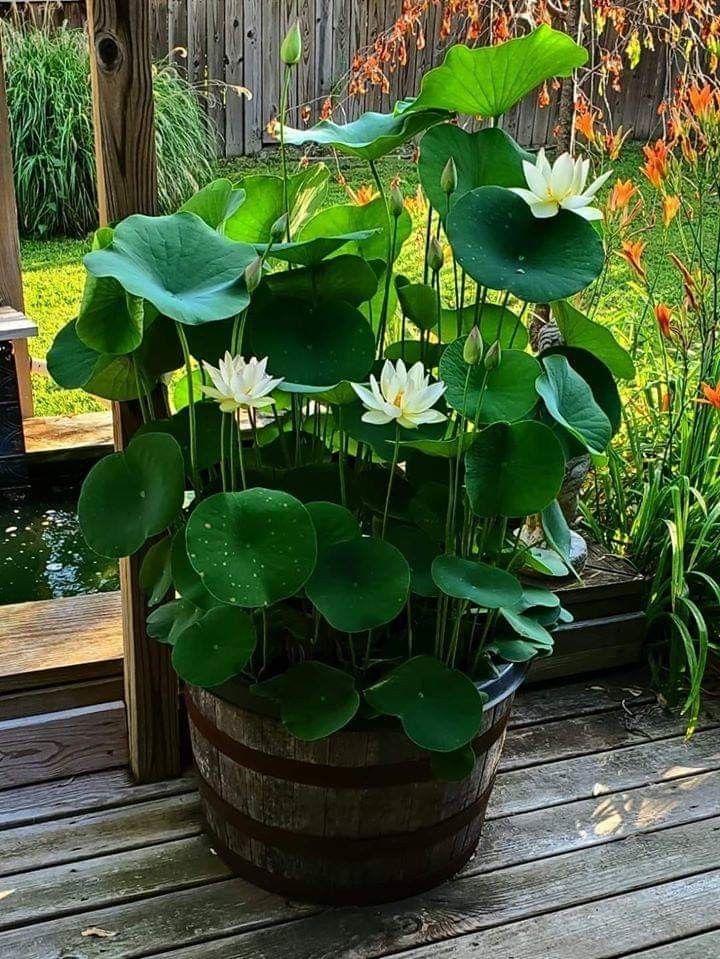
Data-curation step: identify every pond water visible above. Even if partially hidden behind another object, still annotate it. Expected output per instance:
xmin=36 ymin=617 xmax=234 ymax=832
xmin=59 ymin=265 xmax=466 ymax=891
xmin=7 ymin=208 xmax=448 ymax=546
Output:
xmin=0 ymin=485 xmax=119 ymax=606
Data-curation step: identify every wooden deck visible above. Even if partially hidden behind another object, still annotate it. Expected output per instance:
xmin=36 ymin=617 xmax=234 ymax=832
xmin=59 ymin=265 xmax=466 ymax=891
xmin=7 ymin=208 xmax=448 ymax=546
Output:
xmin=1 ymin=672 xmax=719 ymax=958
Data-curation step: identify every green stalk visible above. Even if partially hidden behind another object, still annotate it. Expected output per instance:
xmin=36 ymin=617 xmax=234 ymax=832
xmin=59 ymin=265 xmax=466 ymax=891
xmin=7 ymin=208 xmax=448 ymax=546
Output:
xmin=369 ymin=159 xmax=395 ymax=355
xmin=175 ymin=322 xmax=199 ymax=490
xmin=278 ymin=66 xmax=293 ymax=242
xmin=381 ymin=424 xmax=401 ymax=538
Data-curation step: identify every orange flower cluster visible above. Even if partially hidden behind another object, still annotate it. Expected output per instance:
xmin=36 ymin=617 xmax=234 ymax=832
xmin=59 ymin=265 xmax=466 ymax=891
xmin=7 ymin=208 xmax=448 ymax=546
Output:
xmin=641 ymin=140 xmax=671 ymax=188
xmin=621 ymin=240 xmax=647 ymax=280
xmin=700 ymin=382 xmax=720 ymax=409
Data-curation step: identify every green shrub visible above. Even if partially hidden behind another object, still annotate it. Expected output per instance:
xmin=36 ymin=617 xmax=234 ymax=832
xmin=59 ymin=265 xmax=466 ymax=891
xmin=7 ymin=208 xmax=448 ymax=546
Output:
xmin=1 ymin=19 xmax=217 ymax=238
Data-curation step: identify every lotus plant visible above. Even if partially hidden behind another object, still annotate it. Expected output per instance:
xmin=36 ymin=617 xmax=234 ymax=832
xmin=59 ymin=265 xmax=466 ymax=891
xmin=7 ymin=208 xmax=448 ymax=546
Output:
xmin=51 ymin=26 xmax=626 ymax=776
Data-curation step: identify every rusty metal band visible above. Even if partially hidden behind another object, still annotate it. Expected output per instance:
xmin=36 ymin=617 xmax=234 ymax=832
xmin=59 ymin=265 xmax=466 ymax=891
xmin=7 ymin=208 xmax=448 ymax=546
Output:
xmin=204 ymin=825 xmax=480 ymax=906
xmin=186 ymin=690 xmax=509 ymax=788
xmin=196 ymin=767 xmax=494 ymax=862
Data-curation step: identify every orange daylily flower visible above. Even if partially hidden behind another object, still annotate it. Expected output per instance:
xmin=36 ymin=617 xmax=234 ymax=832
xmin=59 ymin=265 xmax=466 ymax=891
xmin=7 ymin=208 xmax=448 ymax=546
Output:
xmin=669 ymin=253 xmax=700 ymax=311
xmin=347 ymin=183 xmax=379 ymax=206
xmin=662 ymin=195 xmax=681 ymax=227
xmin=538 ymin=82 xmax=550 ymax=109
xmin=700 ymin=381 xmax=720 ymax=409
xmin=621 ymin=240 xmax=648 ymax=279
xmin=642 ymin=139 xmax=671 ymax=189
xmin=608 ymin=179 xmax=637 ymax=211
xmin=654 ymin=303 xmax=673 ymax=338
xmin=688 ymin=84 xmax=716 ymax=119
xmin=603 ymin=126 xmax=631 ymax=161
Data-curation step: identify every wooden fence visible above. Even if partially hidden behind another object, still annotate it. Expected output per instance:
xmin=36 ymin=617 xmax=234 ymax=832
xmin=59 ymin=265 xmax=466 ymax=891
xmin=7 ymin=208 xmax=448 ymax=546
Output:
xmin=3 ymin=0 xmax=669 ymax=156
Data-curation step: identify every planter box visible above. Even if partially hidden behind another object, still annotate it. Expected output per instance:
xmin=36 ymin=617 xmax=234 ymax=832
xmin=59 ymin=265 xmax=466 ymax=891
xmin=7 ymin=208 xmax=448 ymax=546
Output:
xmin=530 ymin=544 xmax=647 ymax=683
xmin=186 ymin=663 xmax=527 ymax=905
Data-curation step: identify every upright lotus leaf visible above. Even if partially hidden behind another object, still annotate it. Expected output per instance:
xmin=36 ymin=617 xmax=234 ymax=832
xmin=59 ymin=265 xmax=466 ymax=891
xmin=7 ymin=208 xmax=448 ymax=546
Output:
xmin=419 ymin=125 xmax=532 ymax=215
xmin=78 ymin=433 xmax=185 ymax=558
xmin=172 ymin=606 xmax=257 ymax=687
xmin=396 ymin=281 xmax=438 ymax=332
xmin=255 ymin=230 xmax=380 ymax=267
xmin=365 ymin=655 xmax=487 ymax=752
xmin=299 ymin=198 xmax=412 ymax=265
xmin=47 ymin=320 xmax=151 ymax=401
xmin=407 ymin=26 xmax=587 ymax=118
xmin=541 ymin=500 xmax=575 ymax=575
xmin=536 ymin=354 xmax=612 ymax=455
xmin=252 ymin=662 xmax=360 ymax=740
xmin=224 ymin=165 xmax=329 ymax=243
xmin=439 ymin=302 xmax=529 ymax=350
xmin=439 ymin=338 xmax=540 ymax=422
xmin=306 ymin=537 xmax=410 ymax=633
xmin=265 ymin=255 xmax=379 ymax=307
xmin=186 ymin=489 xmax=317 ymax=607
xmin=465 ymin=420 xmax=565 ymax=518
xmin=136 ymin=402 xmax=223 ymax=473
xmin=446 ymin=187 xmax=604 ymax=303
xmin=246 ymin=295 xmax=375 ymax=388
xmin=543 ymin=345 xmax=622 ymax=434
xmin=499 ymin=606 xmax=554 ymax=647
xmin=147 ymin=598 xmax=202 ymax=646
xmin=278 ymin=105 xmax=449 ymax=161
xmin=488 ymin=638 xmax=541 ymax=663
xmin=179 ymin=178 xmax=246 ymax=229
xmin=84 ymin=212 xmax=257 ymax=326
xmin=139 ymin=535 xmax=173 ymax=607
xmin=306 ymin=502 xmax=361 ymax=551
xmin=431 ymin=555 xmax=523 ymax=609
xmin=551 ymin=300 xmax=635 ymax=380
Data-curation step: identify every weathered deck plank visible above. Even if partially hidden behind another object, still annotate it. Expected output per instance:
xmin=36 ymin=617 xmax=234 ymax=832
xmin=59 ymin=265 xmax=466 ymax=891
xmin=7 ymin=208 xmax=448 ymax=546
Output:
xmin=616 ymin=930 xmax=720 ymax=957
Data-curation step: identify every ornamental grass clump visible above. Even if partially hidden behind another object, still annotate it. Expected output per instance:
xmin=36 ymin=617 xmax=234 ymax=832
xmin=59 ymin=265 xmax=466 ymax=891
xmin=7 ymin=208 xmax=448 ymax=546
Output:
xmin=50 ymin=26 xmax=627 ymax=778
xmin=1 ymin=17 xmax=216 ymax=238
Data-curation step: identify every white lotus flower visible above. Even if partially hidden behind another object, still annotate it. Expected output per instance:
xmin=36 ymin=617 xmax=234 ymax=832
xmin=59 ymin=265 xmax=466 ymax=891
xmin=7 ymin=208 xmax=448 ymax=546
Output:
xmin=352 ymin=359 xmax=447 ymax=430
xmin=201 ymin=352 xmax=283 ymax=413
xmin=510 ymin=149 xmax=612 ymax=221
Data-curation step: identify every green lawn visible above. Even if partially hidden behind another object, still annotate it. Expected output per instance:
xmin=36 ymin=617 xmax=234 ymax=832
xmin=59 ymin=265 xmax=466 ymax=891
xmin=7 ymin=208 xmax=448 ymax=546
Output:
xmin=20 ymin=144 xmax=693 ymax=417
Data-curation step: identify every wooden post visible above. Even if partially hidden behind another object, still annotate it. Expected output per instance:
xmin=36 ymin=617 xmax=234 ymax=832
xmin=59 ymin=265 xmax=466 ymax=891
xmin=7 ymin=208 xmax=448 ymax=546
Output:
xmin=0 ymin=35 xmax=33 ymax=420
xmin=86 ymin=0 xmax=182 ymax=782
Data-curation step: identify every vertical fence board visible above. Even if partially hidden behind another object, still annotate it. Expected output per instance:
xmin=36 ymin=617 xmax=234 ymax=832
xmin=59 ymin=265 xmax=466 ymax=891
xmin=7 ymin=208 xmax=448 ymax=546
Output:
xmin=206 ymin=0 xmax=226 ymax=149
xmin=242 ymin=0 xmax=263 ymax=152
xmin=86 ymin=0 xmax=181 ymax=784
xmin=225 ymin=0 xmax=245 ymax=156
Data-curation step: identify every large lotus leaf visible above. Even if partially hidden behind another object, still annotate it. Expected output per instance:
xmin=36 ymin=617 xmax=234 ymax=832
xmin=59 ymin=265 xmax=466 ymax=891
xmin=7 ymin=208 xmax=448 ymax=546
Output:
xmin=306 ymin=501 xmax=361 ymax=551
xmin=136 ymin=402 xmax=223 ymax=473
xmin=299 ymin=197 xmax=412 ymax=265
xmin=147 ymin=598 xmax=202 ymax=646
xmin=439 ymin=338 xmax=540 ymax=423
xmin=419 ymin=125 xmax=531 ymax=215
xmin=255 ymin=230 xmax=380 ymax=267
xmin=341 ymin=399 xmax=447 ymax=461
xmin=384 ymin=340 xmax=443 ymax=369
xmin=536 ymin=354 xmax=612 ymax=455
xmin=551 ymin=300 xmax=635 ymax=380
xmin=78 ymin=433 xmax=185 ymax=558
xmin=465 ymin=420 xmax=565 ymax=518
xmin=265 ymin=255 xmax=379 ymax=307
xmin=172 ymin=606 xmax=256 ymax=687
xmin=399 ymin=433 xmax=475 ymax=459
xmin=246 ymin=295 xmax=374 ymax=388
xmin=440 ymin=301 xmax=528 ymax=349
xmin=139 ymin=535 xmax=173 ymax=607
xmin=408 ymin=26 xmax=587 ymax=119
xmin=252 ymin=662 xmax=360 ymax=740
xmin=306 ymin=537 xmax=410 ymax=633
xmin=488 ymin=638 xmax=542 ymax=663
xmin=431 ymin=555 xmax=523 ymax=609
xmin=446 ymin=187 xmax=604 ymax=303
xmin=430 ymin=744 xmax=476 ymax=782
xmin=385 ymin=524 xmax=441 ymax=597
xmin=84 ymin=212 xmax=257 ymax=326
xmin=171 ymin=528 xmax=221 ymax=611
xmin=224 ymin=165 xmax=329 ymax=243
xmin=365 ymin=655 xmax=487 ymax=752
xmin=542 ymin=345 xmax=621 ymax=434
xmin=186 ymin=489 xmax=317 ymax=607
xmin=47 ymin=320 xmax=145 ymax=400
xmin=279 ymin=106 xmax=449 ymax=161
xmin=499 ymin=606 xmax=554 ymax=647
xmin=396 ymin=281 xmax=438 ymax=332
xmin=541 ymin=500 xmax=575 ymax=575
xmin=179 ymin=178 xmax=246 ymax=229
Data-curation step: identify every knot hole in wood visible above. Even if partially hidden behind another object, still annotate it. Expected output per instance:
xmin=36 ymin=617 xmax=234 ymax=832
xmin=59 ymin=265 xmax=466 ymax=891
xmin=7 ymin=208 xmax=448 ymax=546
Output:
xmin=96 ymin=33 xmax=123 ymax=72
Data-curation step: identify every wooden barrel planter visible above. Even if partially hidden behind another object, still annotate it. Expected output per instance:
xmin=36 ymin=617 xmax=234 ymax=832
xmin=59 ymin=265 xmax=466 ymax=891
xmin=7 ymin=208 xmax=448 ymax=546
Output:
xmin=186 ymin=663 xmax=526 ymax=905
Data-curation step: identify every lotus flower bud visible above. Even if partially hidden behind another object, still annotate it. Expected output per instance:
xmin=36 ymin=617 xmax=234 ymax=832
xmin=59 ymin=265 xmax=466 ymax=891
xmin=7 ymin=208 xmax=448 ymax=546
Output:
xmin=441 ymin=156 xmax=458 ymax=196
xmin=484 ymin=340 xmax=502 ymax=372
xmin=280 ymin=21 xmax=302 ymax=66
xmin=244 ymin=256 xmax=264 ymax=294
xmin=428 ymin=236 xmax=444 ymax=273
xmin=270 ymin=212 xmax=289 ymax=241
xmin=389 ymin=184 xmax=405 ymax=219
xmin=463 ymin=326 xmax=483 ymax=366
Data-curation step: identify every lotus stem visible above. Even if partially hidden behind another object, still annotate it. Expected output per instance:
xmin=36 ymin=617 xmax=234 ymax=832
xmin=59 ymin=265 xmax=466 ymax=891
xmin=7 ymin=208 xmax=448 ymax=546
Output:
xmin=381 ymin=424 xmax=401 ymax=539
xmin=175 ymin=322 xmax=199 ymax=491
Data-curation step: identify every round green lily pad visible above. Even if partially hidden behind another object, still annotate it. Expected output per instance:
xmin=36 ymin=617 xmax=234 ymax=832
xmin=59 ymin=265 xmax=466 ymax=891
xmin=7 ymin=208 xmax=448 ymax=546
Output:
xmin=172 ymin=606 xmax=256 ymax=687
xmin=306 ymin=502 xmax=361 ymax=551
xmin=431 ymin=555 xmax=523 ymax=608
xmin=306 ymin=537 xmax=410 ymax=633
xmin=364 ymin=655 xmax=487 ymax=752
xmin=186 ymin=489 xmax=317 ymax=607
xmin=252 ymin=662 xmax=360 ymax=740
